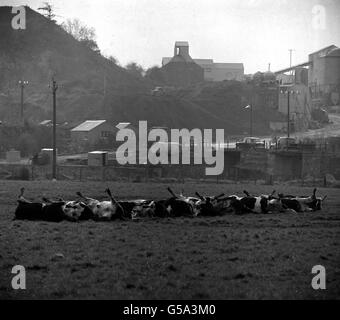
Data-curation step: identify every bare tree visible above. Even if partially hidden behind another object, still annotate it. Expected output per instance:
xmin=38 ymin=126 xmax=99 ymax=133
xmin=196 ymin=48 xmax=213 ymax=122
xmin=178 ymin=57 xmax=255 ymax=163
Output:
xmin=61 ymin=18 xmax=99 ymax=52
xmin=38 ymin=2 xmax=57 ymax=22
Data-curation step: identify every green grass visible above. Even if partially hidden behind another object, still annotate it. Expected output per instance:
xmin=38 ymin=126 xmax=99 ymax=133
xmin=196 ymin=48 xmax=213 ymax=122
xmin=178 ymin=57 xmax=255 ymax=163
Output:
xmin=0 ymin=180 xmax=339 ymax=299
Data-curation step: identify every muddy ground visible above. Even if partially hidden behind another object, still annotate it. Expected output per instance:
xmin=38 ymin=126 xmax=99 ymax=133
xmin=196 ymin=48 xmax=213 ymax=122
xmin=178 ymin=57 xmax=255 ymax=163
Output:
xmin=0 ymin=180 xmax=339 ymax=299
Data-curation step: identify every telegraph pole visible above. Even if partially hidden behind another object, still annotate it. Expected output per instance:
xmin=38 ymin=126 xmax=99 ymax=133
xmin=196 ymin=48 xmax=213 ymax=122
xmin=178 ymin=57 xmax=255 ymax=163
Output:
xmin=250 ymin=103 xmax=253 ymax=136
xmin=288 ymin=49 xmax=295 ymax=77
xmin=287 ymin=89 xmax=290 ymax=139
xmin=50 ymin=78 xmax=58 ymax=180
xmin=18 ymin=80 xmax=28 ymax=124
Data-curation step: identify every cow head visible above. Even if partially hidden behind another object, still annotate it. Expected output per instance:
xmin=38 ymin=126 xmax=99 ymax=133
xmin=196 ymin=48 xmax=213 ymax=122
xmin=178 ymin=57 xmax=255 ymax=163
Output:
xmin=92 ymin=201 xmax=116 ymax=221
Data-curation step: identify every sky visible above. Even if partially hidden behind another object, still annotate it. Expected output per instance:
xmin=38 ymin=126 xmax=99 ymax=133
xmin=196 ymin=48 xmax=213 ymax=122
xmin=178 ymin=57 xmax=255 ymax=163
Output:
xmin=2 ymin=0 xmax=340 ymax=73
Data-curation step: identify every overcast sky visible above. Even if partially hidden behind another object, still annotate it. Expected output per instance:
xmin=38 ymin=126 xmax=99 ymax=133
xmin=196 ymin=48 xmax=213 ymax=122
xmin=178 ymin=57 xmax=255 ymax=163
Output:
xmin=3 ymin=0 xmax=340 ymax=73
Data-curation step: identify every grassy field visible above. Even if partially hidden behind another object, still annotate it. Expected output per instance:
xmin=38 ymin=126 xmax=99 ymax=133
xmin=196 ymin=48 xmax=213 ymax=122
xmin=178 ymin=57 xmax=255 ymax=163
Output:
xmin=0 ymin=180 xmax=339 ymax=299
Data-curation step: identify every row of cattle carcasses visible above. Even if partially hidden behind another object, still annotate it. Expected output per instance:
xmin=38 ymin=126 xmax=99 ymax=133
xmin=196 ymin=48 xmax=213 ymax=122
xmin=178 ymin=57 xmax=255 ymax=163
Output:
xmin=14 ymin=187 xmax=327 ymax=223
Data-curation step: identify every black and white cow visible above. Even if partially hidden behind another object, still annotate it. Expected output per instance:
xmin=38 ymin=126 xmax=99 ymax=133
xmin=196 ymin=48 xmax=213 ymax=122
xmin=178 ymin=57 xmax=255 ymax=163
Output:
xmin=159 ymin=187 xmax=197 ymax=217
xmin=14 ymin=188 xmax=66 ymax=222
xmin=193 ymin=192 xmax=228 ymax=216
xmin=14 ymin=188 xmax=95 ymax=222
xmin=238 ymin=190 xmax=270 ymax=214
xmin=76 ymin=188 xmax=125 ymax=221
xmin=119 ymin=199 xmax=155 ymax=219
xmin=278 ymin=188 xmax=327 ymax=212
xmin=14 ymin=188 xmax=44 ymax=221
xmin=223 ymin=190 xmax=276 ymax=215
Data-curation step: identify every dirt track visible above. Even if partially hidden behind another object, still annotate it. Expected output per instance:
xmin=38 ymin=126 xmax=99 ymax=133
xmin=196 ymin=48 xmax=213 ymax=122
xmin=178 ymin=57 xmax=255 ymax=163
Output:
xmin=0 ymin=180 xmax=339 ymax=299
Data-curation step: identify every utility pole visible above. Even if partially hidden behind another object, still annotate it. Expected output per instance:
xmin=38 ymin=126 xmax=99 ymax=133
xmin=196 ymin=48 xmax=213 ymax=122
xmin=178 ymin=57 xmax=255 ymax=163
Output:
xmin=245 ymin=100 xmax=253 ymax=136
xmin=287 ymin=89 xmax=290 ymax=139
xmin=288 ymin=49 xmax=295 ymax=77
xmin=50 ymin=78 xmax=58 ymax=180
xmin=18 ymin=80 xmax=28 ymax=124
xmin=250 ymin=103 xmax=253 ymax=136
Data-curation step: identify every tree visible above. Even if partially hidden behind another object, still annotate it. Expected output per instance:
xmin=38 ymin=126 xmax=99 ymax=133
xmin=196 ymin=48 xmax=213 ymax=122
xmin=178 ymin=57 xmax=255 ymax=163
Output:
xmin=145 ymin=65 xmax=165 ymax=83
xmin=125 ymin=62 xmax=145 ymax=78
xmin=61 ymin=18 xmax=99 ymax=52
xmin=38 ymin=2 xmax=57 ymax=22
xmin=16 ymin=133 xmax=39 ymax=157
xmin=106 ymin=55 xmax=119 ymax=66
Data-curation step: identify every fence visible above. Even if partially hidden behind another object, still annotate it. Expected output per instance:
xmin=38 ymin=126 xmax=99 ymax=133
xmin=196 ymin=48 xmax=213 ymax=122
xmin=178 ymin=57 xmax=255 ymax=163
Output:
xmin=0 ymin=163 xmax=242 ymax=184
xmin=1 ymin=149 xmax=340 ymax=187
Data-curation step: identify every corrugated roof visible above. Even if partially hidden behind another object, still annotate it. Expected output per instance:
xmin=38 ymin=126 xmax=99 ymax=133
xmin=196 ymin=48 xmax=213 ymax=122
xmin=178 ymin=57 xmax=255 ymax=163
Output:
xmin=71 ymin=120 xmax=106 ymax=132
xmin=116 ymin=122 xmax=131 ymax=129
xmin=309 ymin=45 xmax=337 ymax=56
xmin=39 ymin=120 xmax=52 ymax=125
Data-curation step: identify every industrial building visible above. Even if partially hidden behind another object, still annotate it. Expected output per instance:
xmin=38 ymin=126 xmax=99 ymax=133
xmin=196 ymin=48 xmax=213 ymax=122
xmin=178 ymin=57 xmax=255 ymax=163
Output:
xmin=275 ymin=45 xmax=340 ymax=108
xmin=71 ymin=120 xmax=116 ymax=146
xmin=162 ymin=42 xmax=244 ymax=82
xmin=273 ymin=44 xmax=340 ymax=132
xmin=160 ymin=41 xmax=204 ymax=87
xmin=308 ymin=45 xmax=340 ymax=106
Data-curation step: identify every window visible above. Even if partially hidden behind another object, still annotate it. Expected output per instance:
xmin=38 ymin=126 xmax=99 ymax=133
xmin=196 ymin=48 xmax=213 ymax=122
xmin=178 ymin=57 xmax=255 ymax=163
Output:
xmin=101 ymin=131 xmax=112 ymax=138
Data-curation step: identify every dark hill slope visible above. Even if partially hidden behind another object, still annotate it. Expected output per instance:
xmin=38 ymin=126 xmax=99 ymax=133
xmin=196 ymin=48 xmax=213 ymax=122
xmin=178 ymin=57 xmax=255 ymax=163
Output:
xmin=0 ymin=6 xmax=149 ymax=122
xmin=103 ymin=93 xmax=239 ymax=131
xmin=0 ymin=6 xmax=282 ymax=135
xmin=0 ymin=6 xmax=147 ymax=93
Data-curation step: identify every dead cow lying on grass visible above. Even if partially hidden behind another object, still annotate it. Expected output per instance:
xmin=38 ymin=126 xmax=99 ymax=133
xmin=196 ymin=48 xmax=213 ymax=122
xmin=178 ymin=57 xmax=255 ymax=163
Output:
xmin=13 ymin=187 xmax=327 ymax=222
xmin=14 ymin=188 xmax=92 ymax=222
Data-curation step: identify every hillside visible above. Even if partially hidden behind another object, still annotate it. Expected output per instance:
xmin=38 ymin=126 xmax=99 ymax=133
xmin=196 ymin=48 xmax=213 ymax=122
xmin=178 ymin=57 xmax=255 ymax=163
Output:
xmin=0 ymin=6 xmax=283 ymax=135
xmin=0 ymin=5 xmax=149 ymax=123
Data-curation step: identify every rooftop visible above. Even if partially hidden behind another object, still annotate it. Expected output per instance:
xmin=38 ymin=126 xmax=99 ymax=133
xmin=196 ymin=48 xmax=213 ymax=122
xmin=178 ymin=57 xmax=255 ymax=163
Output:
xmin=213 ymin=63 xmax=244 ymax=69
xmin=194 ymin=59 xmax=214 ymax=65
xmin=175 ymin=41 xmax=189 ymax=47
xmin=39 ymin=120 xmax=52 ymax=126
xmin=71 ymin=120 xmax=106 ymax=132
xmin=309 ymin=45 xmax=338 ymax=57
